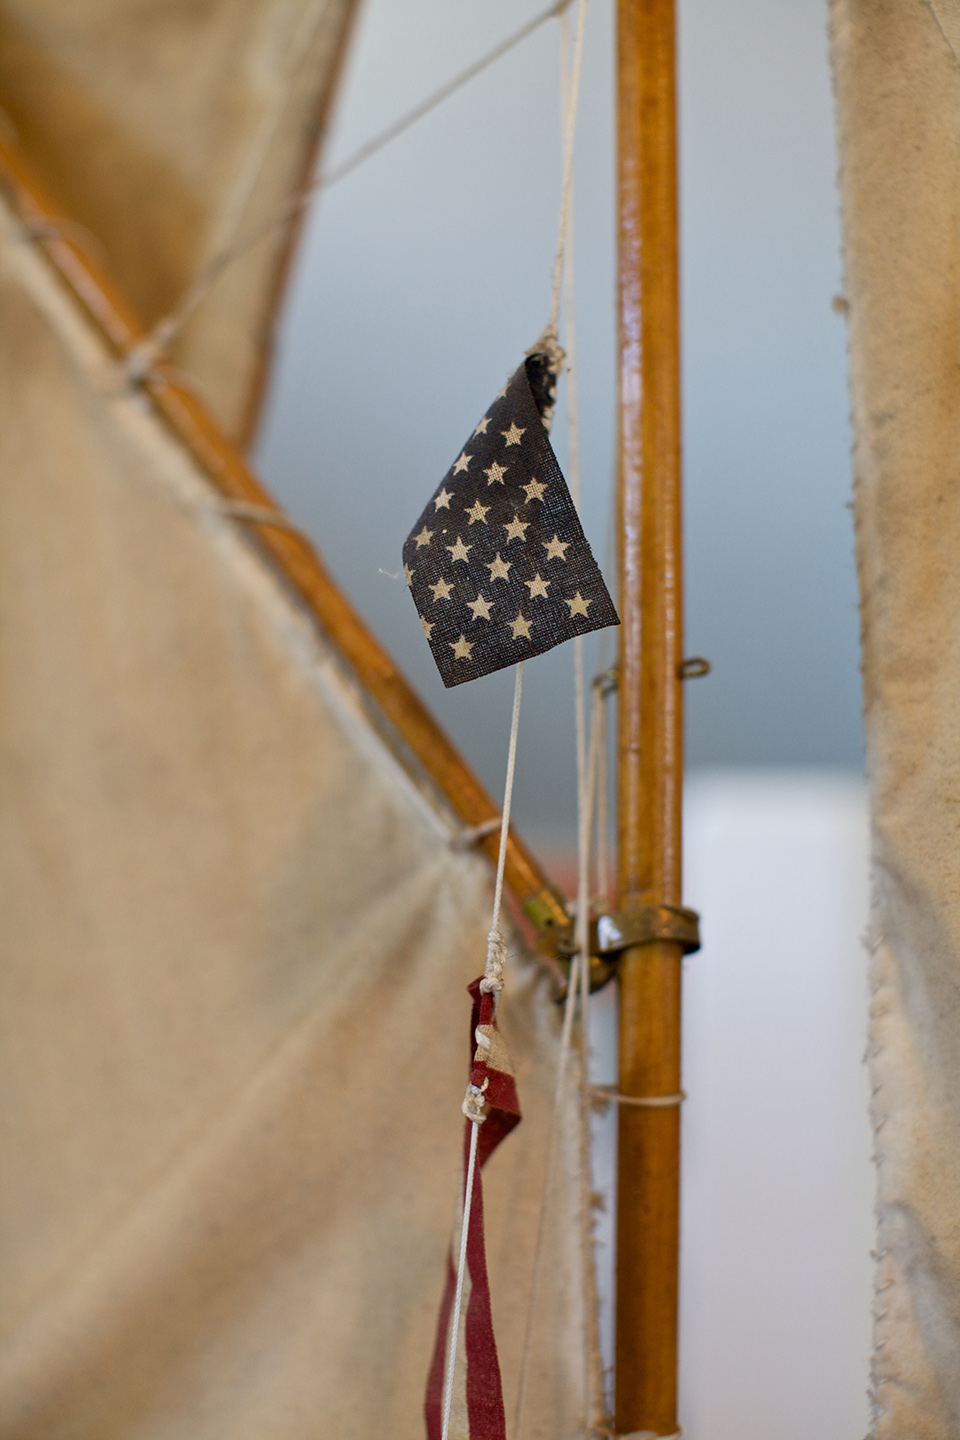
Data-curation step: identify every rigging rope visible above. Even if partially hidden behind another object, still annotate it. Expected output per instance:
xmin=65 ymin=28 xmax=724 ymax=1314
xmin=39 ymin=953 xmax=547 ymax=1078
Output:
xmin=441 ymin=1116 xmax=481 ymax=1440
xmin=127 ymin=0 xmax=575 ymax=381
xmin=441 ymin=660 xmax=524 ymax=1440
xmin=515 ymin=12 xmax=599 ymax=1433
xmin=447 ymin=7 xmax=589 ymax=1428
xmin=548 ymin=0 xmax=588 ymax=337
xmin=485 ymin=660 xmax=525 ymax=990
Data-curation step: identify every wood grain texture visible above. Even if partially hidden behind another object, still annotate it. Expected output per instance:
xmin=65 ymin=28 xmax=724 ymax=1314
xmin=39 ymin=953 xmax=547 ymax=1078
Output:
xmin=615 ymin=0 xmax=685 ymax=1431
xmin=0 ymin=133 xmax=570 ymax=950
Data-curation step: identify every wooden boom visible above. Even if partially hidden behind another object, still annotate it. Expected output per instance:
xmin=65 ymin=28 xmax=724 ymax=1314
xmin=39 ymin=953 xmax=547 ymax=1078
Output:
xmin=616 ymin=0 xmax=685 ymax=1433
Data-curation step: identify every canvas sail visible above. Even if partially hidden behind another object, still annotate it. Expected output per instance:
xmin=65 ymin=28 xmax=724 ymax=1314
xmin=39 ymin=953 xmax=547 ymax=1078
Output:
xmin=0 ymin=148 xmax=593 ymax=1440
xmin=0 ymin=0 xmax=357 ymax=445
xmin=831 ymin=3 xmax=960 ymax=1434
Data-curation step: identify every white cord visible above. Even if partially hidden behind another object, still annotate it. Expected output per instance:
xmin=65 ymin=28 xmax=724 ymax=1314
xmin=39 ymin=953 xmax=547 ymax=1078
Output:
xmin=548 ymin=0 xmax=588 ymax=334
xmin=442 ymin=659 xmax=524 ymax=1436
xmin=487 ymin=661 xmax=525 ymax=962
xmin=441 ymin=1117 xmax=481 ymax=1440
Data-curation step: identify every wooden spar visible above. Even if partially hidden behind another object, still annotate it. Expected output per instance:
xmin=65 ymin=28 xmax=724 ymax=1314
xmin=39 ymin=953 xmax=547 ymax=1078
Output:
xmin=0 ymin=133 xmax=570 ymax=950
xmin=615 ymin=0 xmax=685 ymax=1434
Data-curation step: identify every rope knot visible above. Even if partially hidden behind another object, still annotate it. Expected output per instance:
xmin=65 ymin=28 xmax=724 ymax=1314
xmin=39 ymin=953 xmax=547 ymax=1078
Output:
xmin=481 ymin=927 xmax=506 ymax=994
xmin=526 ymin=324 xmax=566 ymax=376
xmin=462 ymin=1079 xmax=489 ymax=1124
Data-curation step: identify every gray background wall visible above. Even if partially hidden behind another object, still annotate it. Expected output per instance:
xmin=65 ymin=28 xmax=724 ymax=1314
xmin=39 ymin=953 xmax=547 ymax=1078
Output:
xmin=255 ymin=0 xmax=860 ymax=846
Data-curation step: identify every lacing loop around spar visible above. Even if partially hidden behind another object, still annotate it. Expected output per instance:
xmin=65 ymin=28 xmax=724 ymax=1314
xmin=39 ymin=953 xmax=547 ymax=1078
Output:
xmin=589 ymin=1086 xmax=686 ymax=1113
xmin=617 ymin=1429 xmax=683 ymax=1440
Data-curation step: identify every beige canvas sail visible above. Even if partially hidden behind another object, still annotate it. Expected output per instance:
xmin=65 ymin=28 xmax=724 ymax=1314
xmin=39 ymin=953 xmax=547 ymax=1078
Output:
xmin=0 ymin=0 xmax=357 ymax=445
xmin=0 ymin=75 xmax=594 ymax=1440
xmin=831 ymin=3 xmax=960 ymax=1434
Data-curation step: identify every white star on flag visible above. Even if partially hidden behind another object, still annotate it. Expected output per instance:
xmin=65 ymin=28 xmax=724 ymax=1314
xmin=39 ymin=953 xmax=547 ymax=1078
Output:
xmin=468 ymin=594 xmax=493 ymax=620
xmin=431 ymin=576 xmax=454 ymax=601
xmin=525 ymin=573 xmax=550 ymax=599
xmin=414 ymin=526 xmax=433 ymax=548
xmin=543 ymin=535 xmax=570 ymax=561
xmin=434 ymin=488 xmax=452 ymax=509
xmin=509 ymin=612 xmax=532 ymax=640
xmin=484 ymin=461 xmax=508 ymax=485
xmin=466 ymin=499 xmax=490 ymax=525
xmin=446 ymin=536 xmax=472 ymax=563
xmin=502 ymin=421 xmax=525 ymax=445
xmin=522 ymin=477 xmax=547 ymax=503
xmin=452 ymin=452 xmax=471 ymax=474
xmin=450 ymin=634 xmax=473 ymax=660
xmin=473 ymin=416 xmax=490 ymax=436
xmin=486 ymin=553 xmax=512 ymax=582
xmin=566 ymin=591 xmax=591 ymax=618
xmin=504 ymin=515 xmax=530 ymax=543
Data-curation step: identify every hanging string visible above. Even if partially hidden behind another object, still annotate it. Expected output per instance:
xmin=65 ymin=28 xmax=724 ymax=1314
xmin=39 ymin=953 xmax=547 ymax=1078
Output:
xmin=548 ymin=0 xmax=588 ymax=336
xmin=440 ymin=660 xmax=524 ymax=1440
xmin=577 ymin=680 xmax=604 ymax=1438
xmin=127 ymin=0 xmax=575 ymax=380
xmin=442 ymin=5 xmax=583 ymax=1398
xmin=513 ymin=706 xmax=604 ymax=1440
xmin=591 ymin=666 xmax=616 ymax=909
xmin=484 ymin=660 xmax=525 ymax=992
xmin=515 ymin=11 xmax=599 ymax=1435
xmin=441 ymin=1117 xmax=481 ymax=1440
xmin=560 ymin=3 xmax=606 ymax=1429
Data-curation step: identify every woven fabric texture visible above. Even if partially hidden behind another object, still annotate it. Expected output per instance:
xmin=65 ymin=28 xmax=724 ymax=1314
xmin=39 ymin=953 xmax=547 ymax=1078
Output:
xmin=832 ymin=3 xmax=960 ymax=1434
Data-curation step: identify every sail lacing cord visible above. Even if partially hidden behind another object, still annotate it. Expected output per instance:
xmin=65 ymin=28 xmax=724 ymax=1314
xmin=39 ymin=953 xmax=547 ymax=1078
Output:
xmin=618 ymin=1430 xmax=684 ymax=1440
xmin=590 ymin=1087 xmax=686 ymax=1110
xmin=123 ymin=0 xmax=575 ymax=384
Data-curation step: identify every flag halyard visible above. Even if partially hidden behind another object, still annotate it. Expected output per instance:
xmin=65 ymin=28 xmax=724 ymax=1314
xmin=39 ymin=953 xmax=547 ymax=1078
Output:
xmin=404 ymin=354 xmax=619 ymax=687
xmin=425 ymin=980 xmax=521 ymax=1440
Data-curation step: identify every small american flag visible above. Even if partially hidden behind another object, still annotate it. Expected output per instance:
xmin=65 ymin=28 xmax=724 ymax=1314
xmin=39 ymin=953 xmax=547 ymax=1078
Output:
xmin=403 ymin=352 xmax=618 ymax=686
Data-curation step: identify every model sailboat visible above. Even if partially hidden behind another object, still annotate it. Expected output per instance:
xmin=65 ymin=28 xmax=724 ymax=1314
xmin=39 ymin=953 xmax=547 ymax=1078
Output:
xmin=3 ymin=1 xmax=933 ymax=1437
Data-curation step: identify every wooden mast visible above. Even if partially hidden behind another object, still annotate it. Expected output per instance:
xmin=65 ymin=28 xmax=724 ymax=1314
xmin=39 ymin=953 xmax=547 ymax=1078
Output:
xmin=615 ymin=0 xmax=684 ymax=1434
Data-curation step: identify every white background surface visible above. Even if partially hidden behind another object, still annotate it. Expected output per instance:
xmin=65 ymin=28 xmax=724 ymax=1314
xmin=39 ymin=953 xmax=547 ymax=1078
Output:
xmin=589 ymin=772 xmax=873 ymax=1437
